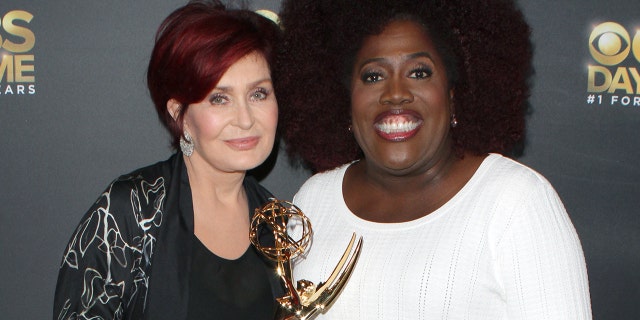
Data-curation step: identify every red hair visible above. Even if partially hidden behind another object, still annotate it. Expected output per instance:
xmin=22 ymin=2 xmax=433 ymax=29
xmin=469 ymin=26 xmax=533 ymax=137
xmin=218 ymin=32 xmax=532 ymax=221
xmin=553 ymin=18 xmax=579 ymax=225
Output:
xmin=147 ymin=0 xmax=281 ymax=149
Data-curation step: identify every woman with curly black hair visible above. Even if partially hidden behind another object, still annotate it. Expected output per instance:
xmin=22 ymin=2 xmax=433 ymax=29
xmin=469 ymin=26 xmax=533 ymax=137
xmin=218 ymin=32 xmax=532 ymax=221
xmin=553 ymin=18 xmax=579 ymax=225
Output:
xmin=276 ymin=0 xmax=592 ymax=318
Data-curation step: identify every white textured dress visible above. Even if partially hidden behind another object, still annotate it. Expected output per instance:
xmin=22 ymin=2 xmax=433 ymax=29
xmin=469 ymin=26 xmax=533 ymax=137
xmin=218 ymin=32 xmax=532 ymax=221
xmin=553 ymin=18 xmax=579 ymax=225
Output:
xmin=289 ymin=154 xmax=592 ymax=319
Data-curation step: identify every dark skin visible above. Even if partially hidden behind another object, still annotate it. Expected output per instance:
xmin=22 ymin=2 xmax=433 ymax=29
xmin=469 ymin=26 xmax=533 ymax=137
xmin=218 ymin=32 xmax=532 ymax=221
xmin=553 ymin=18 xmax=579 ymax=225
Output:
xmin=344 ymin=151 xmax=484 ymax=222
xmin=342 ymin=20 xmax=486 ymax=223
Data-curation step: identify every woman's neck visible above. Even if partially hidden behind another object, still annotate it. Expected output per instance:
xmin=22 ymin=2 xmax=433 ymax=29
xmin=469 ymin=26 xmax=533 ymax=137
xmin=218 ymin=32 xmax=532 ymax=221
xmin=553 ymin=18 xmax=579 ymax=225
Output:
xmin=183 ymin=154 xmax=251 ymax=259
xmin=343 ymin=152 xmax=486 ymax=223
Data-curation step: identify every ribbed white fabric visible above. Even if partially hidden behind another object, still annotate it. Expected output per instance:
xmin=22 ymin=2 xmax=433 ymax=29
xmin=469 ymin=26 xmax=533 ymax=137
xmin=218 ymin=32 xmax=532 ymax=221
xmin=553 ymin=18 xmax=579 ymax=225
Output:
xmin=289 ymin=154 xmax=592 ymax=319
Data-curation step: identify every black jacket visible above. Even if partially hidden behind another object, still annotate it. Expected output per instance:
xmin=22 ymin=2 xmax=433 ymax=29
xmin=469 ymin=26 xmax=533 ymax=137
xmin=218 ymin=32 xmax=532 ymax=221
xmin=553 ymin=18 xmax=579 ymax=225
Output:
xmin=54 ymin=153 xmax=281 ymax=319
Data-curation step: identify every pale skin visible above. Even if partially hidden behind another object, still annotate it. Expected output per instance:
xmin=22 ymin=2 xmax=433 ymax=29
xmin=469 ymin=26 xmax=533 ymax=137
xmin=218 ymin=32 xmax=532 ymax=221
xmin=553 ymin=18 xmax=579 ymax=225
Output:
xmin=167 ymin=52 xmax=278 ymax=259
xmin=344 ymin=20 xmax=485 ymax=223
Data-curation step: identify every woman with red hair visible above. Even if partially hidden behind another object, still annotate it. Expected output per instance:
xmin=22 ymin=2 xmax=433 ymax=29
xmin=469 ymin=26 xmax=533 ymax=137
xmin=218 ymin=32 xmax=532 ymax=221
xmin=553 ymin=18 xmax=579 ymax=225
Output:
xmin=54 ymin=1 xmax=282 ymax=319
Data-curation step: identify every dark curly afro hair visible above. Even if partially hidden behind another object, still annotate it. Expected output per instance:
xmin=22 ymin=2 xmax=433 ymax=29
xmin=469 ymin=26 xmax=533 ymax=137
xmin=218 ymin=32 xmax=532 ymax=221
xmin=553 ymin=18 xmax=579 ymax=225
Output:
xmin=274 ymin=0 xmax=532 ymax=172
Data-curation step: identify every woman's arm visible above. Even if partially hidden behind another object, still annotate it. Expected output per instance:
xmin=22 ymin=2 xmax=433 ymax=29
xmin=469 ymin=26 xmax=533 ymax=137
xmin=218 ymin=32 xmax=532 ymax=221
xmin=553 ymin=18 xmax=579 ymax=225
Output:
xmin=53 ymin=178 xmax=150 ymax=320
xmin=497 ymin=179 xmax=592 ymax=319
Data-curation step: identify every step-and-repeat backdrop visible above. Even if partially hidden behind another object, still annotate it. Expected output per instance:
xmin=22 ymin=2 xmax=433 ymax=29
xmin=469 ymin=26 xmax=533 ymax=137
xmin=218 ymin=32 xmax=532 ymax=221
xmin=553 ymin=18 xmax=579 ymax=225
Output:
xmin=1 ymin=0 xmax=637 ymax=318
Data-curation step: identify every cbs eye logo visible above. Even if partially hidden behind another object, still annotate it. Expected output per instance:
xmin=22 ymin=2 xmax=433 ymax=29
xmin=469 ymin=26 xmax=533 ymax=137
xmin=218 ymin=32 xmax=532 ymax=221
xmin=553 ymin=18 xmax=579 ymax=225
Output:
xmin=589 ymin=22 xmax=640 ymax=66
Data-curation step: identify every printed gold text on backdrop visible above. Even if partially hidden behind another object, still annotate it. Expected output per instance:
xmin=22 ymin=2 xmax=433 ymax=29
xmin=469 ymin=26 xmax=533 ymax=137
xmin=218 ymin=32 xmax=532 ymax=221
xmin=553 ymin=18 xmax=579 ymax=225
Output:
xmin=1 ymin=10 xmax=36 ymax=95
xmin=588 ymin=66 xmax=640 ymax=94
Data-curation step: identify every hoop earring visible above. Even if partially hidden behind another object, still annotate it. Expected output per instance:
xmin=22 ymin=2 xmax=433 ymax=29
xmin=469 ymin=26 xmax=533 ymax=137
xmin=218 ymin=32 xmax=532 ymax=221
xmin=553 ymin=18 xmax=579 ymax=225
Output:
xmin=180 ymin=131 xmax=194 ymax=157
xmin=450 ymin=114 xmax=458 ymax=128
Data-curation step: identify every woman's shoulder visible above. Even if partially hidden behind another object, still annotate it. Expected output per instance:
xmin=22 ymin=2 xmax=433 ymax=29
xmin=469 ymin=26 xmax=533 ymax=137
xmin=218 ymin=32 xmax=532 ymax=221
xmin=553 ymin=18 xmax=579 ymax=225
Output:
xmin=480 ymin=153 xmax=554 ymax=190
xmin=112 ymin=153 xmax=178 ymax=185
xmin=297 ymin=163 xmax=350 ymax=193
xmin=464 ymin=154 xmax=564 ymax=216
xmin=292 ymin=163 xmax=350 ymax=206
xmin=476 ymin=154 xmax=567 ymax=221
xmin=100 ymin=153 xmax=179 ymax=197
xmin=89 ymin=154 xmax=178 ymax=225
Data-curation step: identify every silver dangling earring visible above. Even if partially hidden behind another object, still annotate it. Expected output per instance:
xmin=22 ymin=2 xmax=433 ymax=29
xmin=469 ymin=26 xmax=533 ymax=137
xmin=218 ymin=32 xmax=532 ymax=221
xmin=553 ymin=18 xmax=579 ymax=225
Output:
xmin=180 ymin=131 xmax=194 ymax=157
xmin=450 ymin=114 xmax=458 ymax=128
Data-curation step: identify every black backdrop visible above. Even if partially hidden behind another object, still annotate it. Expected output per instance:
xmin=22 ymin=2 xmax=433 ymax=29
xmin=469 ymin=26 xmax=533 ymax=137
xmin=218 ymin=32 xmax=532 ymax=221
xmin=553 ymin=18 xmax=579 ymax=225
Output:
xmin=0 ymin=0 xmax=638 ymax=319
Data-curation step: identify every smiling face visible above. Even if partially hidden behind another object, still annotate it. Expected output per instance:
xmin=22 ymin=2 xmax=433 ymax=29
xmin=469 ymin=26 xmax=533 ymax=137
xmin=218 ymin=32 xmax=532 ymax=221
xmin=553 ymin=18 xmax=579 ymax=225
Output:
xmin=170 ymin=51 xmax=278 ymax=174
xmin=350 ymin=19 xmax=454 ymax=175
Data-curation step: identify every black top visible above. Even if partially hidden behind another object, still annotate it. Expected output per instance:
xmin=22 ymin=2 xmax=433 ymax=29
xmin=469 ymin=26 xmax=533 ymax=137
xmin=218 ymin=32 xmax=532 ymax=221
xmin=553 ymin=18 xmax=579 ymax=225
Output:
xmin=187 ymin=235 xmax=275 ymax=319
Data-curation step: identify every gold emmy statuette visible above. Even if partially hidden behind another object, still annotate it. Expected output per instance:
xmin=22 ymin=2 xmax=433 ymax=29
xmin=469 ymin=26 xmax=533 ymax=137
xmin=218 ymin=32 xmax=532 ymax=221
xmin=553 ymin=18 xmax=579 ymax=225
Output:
xmin=250 ymin=199 xmax=363 ymax=320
